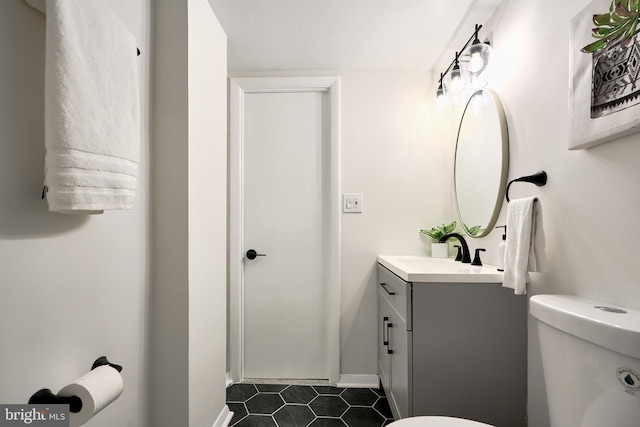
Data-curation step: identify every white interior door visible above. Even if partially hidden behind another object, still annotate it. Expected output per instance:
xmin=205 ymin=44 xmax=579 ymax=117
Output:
xmin=242 ymin=91 xmax=329 ymax=379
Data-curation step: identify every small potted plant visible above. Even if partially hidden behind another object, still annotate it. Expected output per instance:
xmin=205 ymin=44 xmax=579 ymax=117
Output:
xmin=420 ymin=221 xmax=457 ymax=258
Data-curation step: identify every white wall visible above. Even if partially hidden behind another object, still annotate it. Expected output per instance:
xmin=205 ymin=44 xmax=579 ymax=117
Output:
xmin=150 ymin=0 xmax=228 ymax=426
xmin=0 ymin=1 xmax=150 ymax=427
xmin=226 ymin=3 xmax=640 ymax=425
xmin=225 ymin=69 xmax=452 ymax=380
xmin=226 ymin=70 xmax=452 ymax=379
xmin=187 ymin=0 xmax=228 ymax=425
xmin=338 ymin=71 xmax=451 ymax=376
xmin=436 ymin=0 xmax=640 ymax=425
xmin=225 ymin=1 xmax=640 ymax=425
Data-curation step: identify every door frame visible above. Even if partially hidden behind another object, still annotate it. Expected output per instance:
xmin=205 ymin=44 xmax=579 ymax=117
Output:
xmin=228 ymin=76 xmax=341 ymax=384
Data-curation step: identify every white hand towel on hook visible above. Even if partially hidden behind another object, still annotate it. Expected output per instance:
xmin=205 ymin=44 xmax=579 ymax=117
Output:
xmin=502 ymin=197 xmax=546 ymax=295
xmin=25 ymin=0 xmax=140 ymax=214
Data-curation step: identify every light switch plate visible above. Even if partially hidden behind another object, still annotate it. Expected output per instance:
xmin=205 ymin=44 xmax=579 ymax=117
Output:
xmin=343 ymin=193 xmax=363 ymax=213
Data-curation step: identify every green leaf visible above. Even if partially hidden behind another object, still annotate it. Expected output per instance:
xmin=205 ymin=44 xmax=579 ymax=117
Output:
xmin=420 ymin=229 xmax=437 ymax=239
xmin=419 ymin=220 xmax=457 ymax=240
xmin=443 ymin=221 xmax=457 ymax=234
xmin=616 ymin=5 xmax=631 ymax=17
xmin=593 ymin=12 xmax=613 ymax=25
xmin=607 ymin=19 xmax=635 ymax=39
xmin=582 ymin=38 xmax=609 ymax=53
xmin=593 ymin=26 xmax=615 ymax=37
xmin=584 ymin=0 xmax=640 ymax=53
xmin=465 ymin=225 xmax=484 ymax=236
xmin=610 ymin=12 xmax=626 ymax=24
xmin=623 ymin=17 xmax=638 ymax=41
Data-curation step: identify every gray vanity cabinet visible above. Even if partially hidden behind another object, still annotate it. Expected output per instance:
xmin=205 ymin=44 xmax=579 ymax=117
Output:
xmin=377 ymin=264 xmax=411 ymax=419
xmin=377 ymin=263 xmax=527 ymax=427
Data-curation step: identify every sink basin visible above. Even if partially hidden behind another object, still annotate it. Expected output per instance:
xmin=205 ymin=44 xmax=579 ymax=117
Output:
xmin=377 ymin=255 xmax=503 ymax=283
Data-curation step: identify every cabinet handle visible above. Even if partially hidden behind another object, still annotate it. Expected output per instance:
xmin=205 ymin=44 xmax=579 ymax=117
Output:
xmin=382 ymin=316 xmax=389 ymax=346
xmin=380 ymin=283 xmax=396 ymax=295
xmin=386 ymin=321 xmax=394 ymax=355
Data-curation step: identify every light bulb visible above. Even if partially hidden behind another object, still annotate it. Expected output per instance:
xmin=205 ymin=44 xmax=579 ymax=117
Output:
xmin=436 ymin=86 xmax=448 ymax=109
xmin=469 ymin=49 xmax=484 ymax=73
xmin=467 ymin=41 xmax=492 ymax=75
xmin=450 ymin=68 xmax=463 ymax=94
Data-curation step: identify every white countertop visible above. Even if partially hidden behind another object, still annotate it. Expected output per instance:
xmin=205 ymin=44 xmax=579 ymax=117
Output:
xmin=377 ymin=255 xmax=504 ymax=283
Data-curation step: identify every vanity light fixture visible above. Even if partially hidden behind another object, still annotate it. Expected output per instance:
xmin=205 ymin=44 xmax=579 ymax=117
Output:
xmin=436 ymin=73 xmax=445 ymax=99
xmin=436 ymin=24 xmax=491 ymax=105
xmin=468 ymin=26 xmax=493 ymax=75
xmin=436 ymin=73 xmax=453 ymax=110
xmin=436 ymin=73 xmax=447 ymax=107
xmin=449 ymin=53 xmax=463 ymax=94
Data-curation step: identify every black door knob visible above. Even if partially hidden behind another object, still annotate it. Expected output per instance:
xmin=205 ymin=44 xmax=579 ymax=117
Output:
xmin=246 ymin=249 xmax=266 ymax=260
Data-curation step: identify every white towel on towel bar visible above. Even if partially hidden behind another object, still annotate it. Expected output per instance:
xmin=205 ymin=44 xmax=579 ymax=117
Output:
xmin=25 ymin=0 xmax=140 ymax=214
xmin=502 ymin=197 xmax=546 ymax=295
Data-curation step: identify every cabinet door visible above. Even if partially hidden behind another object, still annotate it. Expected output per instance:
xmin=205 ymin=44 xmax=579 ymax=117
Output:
xmin=377 ymin=288 xmax=392 ymax=394
xmin=411 ymin=282 xmax=527 ymax=426
xmin=378 ymin=265 xmax=410 ymax=327
xmin=388 ymin=309 xmax=410 ymax=419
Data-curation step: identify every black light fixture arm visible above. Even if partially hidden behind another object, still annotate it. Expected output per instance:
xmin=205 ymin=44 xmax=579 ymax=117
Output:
xmin=438 ymin=24 xmax=483 ymax=86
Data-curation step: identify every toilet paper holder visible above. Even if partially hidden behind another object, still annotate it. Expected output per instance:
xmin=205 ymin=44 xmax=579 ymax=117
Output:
xmin=28 ymin=356 xmax=123 ymax=412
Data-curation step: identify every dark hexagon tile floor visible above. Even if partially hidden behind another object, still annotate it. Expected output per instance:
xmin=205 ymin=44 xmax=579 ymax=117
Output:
xmin=227 ymin=383 xmax=394 ymax=427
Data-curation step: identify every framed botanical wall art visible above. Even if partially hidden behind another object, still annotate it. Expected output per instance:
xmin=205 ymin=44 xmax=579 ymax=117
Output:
xmin=570 ymin=0 xmax=640 ymax=149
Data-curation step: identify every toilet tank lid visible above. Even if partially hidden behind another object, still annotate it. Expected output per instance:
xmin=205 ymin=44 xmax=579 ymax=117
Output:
xmin=530 ymin=294 xmax=640 ymax=359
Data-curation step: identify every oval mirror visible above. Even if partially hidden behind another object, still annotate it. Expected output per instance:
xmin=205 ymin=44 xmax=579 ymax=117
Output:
xmin=454 ymin=88 xmax=509 ymax=238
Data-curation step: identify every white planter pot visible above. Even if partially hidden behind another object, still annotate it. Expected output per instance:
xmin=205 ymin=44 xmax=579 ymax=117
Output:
xmin=431 ymin=242 xmax=449 ymax=258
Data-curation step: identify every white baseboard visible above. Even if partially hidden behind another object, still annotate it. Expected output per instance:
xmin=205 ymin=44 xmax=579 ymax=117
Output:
xmin=336 ymin=374 xmax=379 ymax=389
xmin=225 ymin=372 xmax=379 ymax=389
xmin=212 ymin=405 xmax=233 ymax=427
xmin=226 ymin=372 xmax=234 ymax=387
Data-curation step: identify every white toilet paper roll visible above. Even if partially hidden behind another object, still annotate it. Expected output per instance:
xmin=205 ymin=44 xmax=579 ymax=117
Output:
xmin=57 ymin=365 xmax=124 ymax=427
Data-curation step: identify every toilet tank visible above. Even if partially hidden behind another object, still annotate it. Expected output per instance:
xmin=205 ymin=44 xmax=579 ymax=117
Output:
xmin=530 ymin=295 xmax=640 ymax=427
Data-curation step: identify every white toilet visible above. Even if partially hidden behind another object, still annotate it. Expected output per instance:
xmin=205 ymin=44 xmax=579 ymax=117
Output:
xmin=387 ymin=416 xmax=493 ymax=426
xmin=531 ymin=294 xmax=640 ymax=427
xmin=388 ymin=294 xmax=640 ymax=427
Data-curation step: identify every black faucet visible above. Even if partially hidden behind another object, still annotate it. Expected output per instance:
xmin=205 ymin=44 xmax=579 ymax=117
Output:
xmin=439 ymin=233 xmax=471 ymax=263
